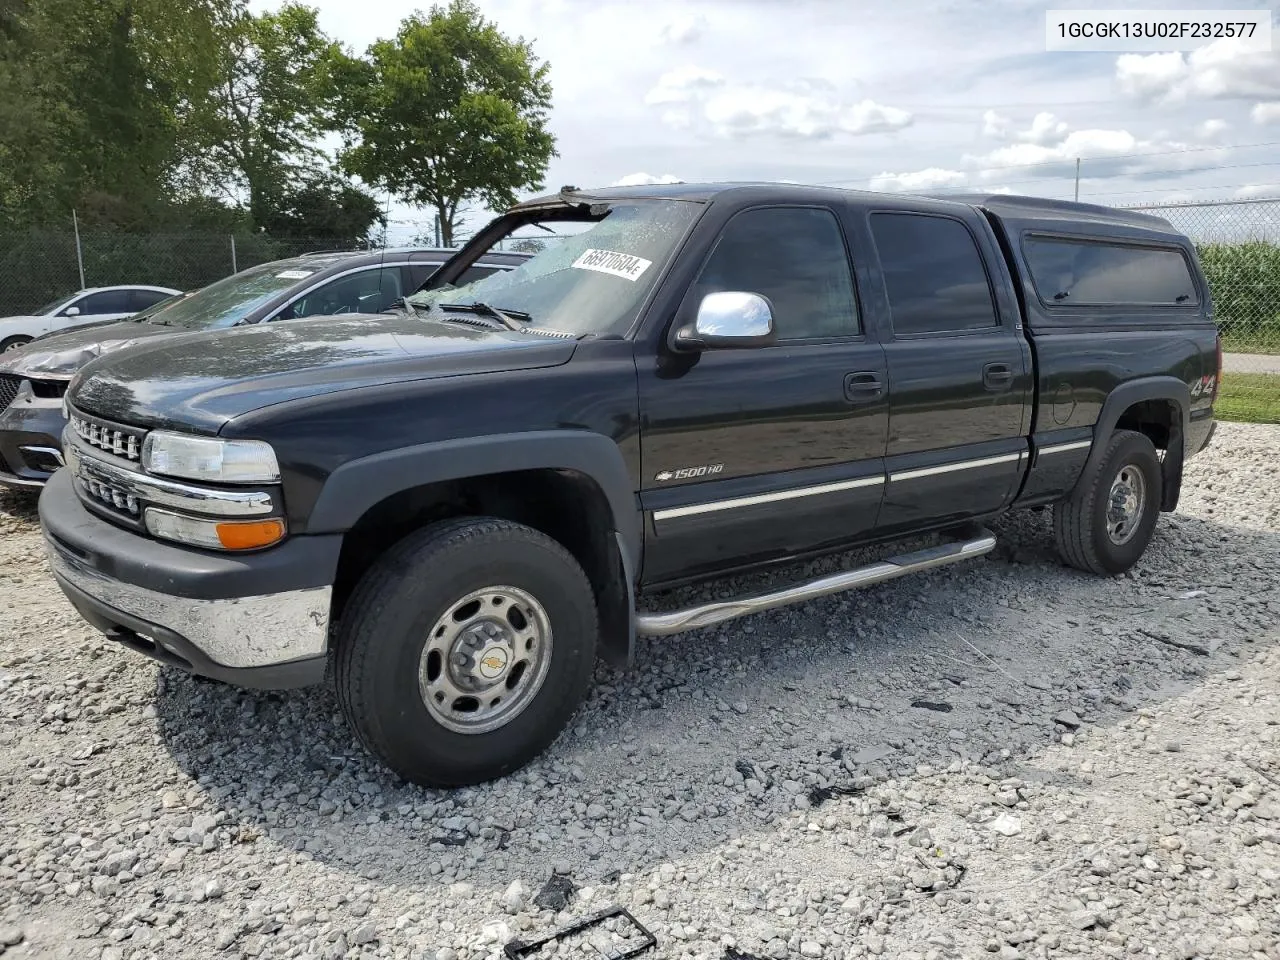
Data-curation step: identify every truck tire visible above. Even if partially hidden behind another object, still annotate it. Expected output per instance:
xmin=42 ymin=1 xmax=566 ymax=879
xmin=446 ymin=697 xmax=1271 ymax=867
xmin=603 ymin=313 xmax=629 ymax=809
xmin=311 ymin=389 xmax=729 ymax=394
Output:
xmin=1053 ymin=429 xmax=1161 ymax=576
xmin=335 ymin=516 xmax=598 ymax=787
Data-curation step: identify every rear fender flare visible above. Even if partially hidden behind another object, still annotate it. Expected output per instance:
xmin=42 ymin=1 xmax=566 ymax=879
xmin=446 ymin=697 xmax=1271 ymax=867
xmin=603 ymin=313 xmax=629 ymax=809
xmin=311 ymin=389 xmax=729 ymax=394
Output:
xmin=1077 ymin=376 xmax=1190 ymax=509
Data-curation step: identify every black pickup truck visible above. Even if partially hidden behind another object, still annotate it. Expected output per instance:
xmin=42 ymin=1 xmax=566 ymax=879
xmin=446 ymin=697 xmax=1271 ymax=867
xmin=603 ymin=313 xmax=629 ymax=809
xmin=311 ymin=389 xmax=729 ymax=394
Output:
xmin=38 ymin=183 xmax=1219 ymax=787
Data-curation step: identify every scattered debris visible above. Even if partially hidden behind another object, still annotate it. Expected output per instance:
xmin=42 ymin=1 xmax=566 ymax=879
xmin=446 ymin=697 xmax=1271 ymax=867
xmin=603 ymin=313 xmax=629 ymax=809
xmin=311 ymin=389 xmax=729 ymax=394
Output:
xmin=504 ymin=906 xmax=655 ymax=960
xmin=910 ymin=700 xmax=954 ymax=713
xmin=806 ymin=783 xmax=865 ymax=807
xmin=533 ymin=873 xmax=577 ymax=913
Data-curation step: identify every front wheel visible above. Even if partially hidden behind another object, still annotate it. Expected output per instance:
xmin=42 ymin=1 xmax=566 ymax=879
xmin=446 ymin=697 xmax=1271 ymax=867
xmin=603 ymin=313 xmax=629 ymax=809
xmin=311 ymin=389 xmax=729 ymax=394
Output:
xmin=1 ymin=335 xmax=32 ymax=353
xmin=335 ymin=517 xmax=598 ymax=787
xmin=1053 ymin=429 xmax=1161 ymax=575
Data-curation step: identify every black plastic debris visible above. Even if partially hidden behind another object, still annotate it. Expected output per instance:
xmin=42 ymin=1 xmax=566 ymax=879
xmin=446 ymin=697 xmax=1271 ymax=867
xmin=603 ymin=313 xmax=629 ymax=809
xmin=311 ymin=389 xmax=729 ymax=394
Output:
xmin=892 ymin=824 xmax=916 ymax=838
xmin=504 ymin=906 xmax=655 ymax=960
xmin=910 ymin=700 xmax=953 ymax=713
xmin=807 ymin=783 xmax=865 ymax=807
xmin=532 ymin=872 xmax=577 ymax=913
xmin=724 ymin=949 xmax=768 ymax=960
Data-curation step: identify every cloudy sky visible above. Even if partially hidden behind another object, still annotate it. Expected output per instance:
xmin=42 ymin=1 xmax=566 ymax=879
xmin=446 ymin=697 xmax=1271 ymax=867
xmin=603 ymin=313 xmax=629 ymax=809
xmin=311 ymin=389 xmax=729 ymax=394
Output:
xmin=253 ymin=0 xmax=1280 ymax=238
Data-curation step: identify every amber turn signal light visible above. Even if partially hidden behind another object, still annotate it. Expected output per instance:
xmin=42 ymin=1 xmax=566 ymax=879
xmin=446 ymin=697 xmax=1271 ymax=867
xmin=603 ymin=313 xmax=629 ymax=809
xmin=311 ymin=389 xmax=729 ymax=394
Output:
xmin=215 ymin=518 xmax=287 ymax=550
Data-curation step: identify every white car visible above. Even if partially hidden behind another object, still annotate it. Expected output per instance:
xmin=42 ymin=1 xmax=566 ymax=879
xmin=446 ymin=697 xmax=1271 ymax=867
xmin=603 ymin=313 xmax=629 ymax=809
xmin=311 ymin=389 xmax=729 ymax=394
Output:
xmin=0 ymin=285 xmax=182 ymax=352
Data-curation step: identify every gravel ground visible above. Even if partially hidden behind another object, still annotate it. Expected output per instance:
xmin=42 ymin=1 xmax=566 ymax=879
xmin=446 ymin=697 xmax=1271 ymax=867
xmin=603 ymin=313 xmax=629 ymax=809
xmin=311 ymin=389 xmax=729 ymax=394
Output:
xmin=1 ymin=422 xmax=1278 ymax=960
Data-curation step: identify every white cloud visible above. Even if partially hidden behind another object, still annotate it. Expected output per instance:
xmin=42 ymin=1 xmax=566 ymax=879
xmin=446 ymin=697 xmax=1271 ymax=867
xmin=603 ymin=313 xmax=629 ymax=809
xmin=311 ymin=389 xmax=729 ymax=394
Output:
xmin=1235 ymin=184 xmax=1280 ymax=199
xmin=1196 ymin=119 xmax=1230 ymax=140
xmin=869 ymin=167 xmax=966 ymax=192
xmin=646 ymin=70 xmax=912 ymax=140
xmin=981 ymin=109 xmax=1011 ymax=138
xmin=644 ymin=66 xmax=725 ymax=105
xmin=1115 ymin=35 xmax=1280 ymax=104
xmin=658 ymin=14 xmax=707 ymax=46
xmin=1252 ymin=102 xmax=1280 ymax=124
xmin=611 ymin=172 xmax=684 ymax=186
xmin=1016 ymin=112 xmax=1069 ymax=146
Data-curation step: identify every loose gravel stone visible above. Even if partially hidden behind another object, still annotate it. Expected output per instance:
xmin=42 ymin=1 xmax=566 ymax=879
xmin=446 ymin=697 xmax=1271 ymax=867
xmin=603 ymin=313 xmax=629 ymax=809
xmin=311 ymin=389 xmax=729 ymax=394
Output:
xmin=1 ymin=423 xmax=1277 ymax=960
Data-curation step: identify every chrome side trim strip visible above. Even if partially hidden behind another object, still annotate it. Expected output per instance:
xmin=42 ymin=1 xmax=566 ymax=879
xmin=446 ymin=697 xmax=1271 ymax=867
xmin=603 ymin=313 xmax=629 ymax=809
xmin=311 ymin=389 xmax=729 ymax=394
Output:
xmin=636 ymin=530 xmax=997 ymax=636
xmin=652 ymin=475 xmax=885 ymax=522
xmin=890 ymin=452 xmax=1022 ymax=483
xmin=1038 ymin=439 xmax=1092 ymax=456
xmin=65 ymin=440 xmax=274 ymax=517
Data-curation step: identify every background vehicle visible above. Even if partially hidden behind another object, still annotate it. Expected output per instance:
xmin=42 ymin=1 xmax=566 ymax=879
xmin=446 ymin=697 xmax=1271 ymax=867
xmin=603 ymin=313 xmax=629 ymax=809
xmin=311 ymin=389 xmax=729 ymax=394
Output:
xmin=0 ymin=285 xmax=181 ymax=352
xmin=38 ymin=183 xmax=1219 ymax=788
xmin=0 ymin=247 xmax=528 ymax=489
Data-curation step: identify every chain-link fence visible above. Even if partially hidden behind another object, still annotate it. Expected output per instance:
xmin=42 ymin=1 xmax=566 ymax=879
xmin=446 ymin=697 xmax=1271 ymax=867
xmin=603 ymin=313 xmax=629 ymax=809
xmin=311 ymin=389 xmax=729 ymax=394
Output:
xmin=3 ymin=200 xmax=1277 ymax=422
xmin=0 ymin=228 xmax=366 ymax=319
xmin=1120 ymin=197 xmax=1279 ymax=424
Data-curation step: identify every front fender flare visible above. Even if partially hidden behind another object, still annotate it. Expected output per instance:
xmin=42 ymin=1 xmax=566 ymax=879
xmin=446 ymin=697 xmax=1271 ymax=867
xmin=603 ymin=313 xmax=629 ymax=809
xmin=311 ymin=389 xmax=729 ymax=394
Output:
xmin=304 ymin=430 xmax=642 ymax=572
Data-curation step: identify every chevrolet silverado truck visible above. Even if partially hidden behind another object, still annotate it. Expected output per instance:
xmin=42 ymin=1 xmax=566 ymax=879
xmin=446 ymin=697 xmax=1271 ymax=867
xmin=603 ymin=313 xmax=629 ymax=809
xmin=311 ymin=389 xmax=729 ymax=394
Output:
xmin=38 ymin=183 xmax=1219 ymax=787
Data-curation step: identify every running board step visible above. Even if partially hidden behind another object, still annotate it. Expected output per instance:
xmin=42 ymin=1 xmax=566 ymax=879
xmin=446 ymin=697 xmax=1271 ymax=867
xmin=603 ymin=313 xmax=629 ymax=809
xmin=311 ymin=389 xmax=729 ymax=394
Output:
xmin=634 ymin=529 xmax=996 ymax=637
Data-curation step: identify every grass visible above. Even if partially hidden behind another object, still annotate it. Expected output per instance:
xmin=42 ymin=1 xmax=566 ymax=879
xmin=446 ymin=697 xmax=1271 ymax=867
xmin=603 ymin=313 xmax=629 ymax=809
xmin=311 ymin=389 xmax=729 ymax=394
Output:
xmin=1216 ymin=372 xmax=1280 ymax=425
xmin=1222 ymin=336 xmax=1280 ymax=357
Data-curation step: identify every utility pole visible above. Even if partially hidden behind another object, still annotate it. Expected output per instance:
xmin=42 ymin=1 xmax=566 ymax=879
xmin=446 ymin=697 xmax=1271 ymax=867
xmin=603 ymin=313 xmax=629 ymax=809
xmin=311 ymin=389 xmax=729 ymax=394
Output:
xmin=230 ymin=235 xmax=238 ymax=273
xmin=71 ymin=209 xmax=86 ymax=289
xmin=1074 ymin=158 xmax=1081 ymax=202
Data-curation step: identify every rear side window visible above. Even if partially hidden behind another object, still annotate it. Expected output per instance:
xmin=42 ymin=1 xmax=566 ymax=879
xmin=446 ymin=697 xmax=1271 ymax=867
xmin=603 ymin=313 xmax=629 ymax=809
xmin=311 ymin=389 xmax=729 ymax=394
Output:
xmin=870 ymin=213 xmax=998 ymax=335
xmin=1023 ymin=237 xmax=1199 ymax=306
xmin=129 ymin=289 xmax=172 ymax=311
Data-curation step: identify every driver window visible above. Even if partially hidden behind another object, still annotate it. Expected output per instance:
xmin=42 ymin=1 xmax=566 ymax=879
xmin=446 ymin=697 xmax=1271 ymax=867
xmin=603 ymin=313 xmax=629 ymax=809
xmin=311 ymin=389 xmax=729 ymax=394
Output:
xmin=276 ymin=268 xmax=402 ymax=321
xmin=689 ymin=206 xmax=860 ymax=341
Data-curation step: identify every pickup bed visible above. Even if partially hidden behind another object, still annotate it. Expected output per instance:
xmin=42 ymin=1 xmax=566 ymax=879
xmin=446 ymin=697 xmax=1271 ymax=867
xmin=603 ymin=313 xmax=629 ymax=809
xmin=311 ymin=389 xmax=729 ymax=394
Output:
xmin=38 ymin=182 xmax=1219 ymax=786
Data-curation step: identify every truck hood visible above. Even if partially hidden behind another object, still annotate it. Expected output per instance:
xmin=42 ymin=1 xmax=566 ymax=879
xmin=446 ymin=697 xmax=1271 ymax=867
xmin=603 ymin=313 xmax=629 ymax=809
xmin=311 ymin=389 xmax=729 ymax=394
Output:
xmin=71 ymin=313 xmax=578 ymax=433
xmin=0 ymin=319 xmax=174 ymax=378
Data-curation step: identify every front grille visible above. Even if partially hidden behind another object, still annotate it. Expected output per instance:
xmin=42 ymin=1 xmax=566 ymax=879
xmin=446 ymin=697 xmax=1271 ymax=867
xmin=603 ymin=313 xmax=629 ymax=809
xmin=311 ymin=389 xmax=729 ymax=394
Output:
xmin=81 ymin=476 xmax=140 ymax=517
xmin=0 ymin=374 xmax=20 ymax=411
xmin=70 ymin=413 xmax=144 ymax=462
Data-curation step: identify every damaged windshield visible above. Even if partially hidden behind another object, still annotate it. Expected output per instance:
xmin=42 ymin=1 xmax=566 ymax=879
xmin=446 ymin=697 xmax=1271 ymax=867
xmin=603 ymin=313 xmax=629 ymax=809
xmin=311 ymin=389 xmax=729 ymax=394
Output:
xmin=406 ymin=199 xmax=701 ymax=337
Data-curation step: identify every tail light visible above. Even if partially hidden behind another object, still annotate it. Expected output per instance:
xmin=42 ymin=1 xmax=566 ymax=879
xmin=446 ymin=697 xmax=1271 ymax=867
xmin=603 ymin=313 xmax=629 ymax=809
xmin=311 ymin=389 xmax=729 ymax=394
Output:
xmin=1212 ymin=334 xmax=1222 ymax=403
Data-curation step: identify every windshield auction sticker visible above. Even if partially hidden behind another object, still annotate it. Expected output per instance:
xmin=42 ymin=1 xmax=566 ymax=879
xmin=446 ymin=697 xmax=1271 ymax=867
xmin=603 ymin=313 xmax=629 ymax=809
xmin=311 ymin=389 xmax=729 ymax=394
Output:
xmin=571 ymin=249 xmax=653 ymax=282
xmin=275 ymin=270 xmax=314 ymax=279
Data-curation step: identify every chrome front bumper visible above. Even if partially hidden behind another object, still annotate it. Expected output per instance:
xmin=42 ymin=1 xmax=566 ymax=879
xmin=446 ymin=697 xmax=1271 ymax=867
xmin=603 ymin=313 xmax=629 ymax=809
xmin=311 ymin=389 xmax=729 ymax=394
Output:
xmin=45 ymin=534 xmax=331 ymax=670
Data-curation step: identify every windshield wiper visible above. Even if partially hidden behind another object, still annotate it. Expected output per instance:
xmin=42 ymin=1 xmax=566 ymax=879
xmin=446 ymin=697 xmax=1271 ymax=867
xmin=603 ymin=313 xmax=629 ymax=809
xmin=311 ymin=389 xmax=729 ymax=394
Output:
xmin=439 ymin=301 xmax=531 ymax=331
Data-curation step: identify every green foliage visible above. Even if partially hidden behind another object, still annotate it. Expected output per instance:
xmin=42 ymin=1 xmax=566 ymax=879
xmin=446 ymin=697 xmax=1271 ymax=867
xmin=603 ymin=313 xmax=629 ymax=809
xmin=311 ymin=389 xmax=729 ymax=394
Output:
xmin=0 ymin=0 xmax=379 ymax=241
xmin=331 ymin=0 xmax=556 ymax=246
xmin=0 ymin=0 xmax=232 ymax=227
xmin=1197 ymin=241 xmax=1280 ymax=353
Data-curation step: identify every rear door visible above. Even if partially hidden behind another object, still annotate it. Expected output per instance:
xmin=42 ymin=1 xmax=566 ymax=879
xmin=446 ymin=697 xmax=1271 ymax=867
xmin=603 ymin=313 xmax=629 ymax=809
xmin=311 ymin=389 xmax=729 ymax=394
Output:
xmin=869 ymin=206 xmax=1032 ymax=532
xmin=638 ymin=203 xmax=889 ymax=585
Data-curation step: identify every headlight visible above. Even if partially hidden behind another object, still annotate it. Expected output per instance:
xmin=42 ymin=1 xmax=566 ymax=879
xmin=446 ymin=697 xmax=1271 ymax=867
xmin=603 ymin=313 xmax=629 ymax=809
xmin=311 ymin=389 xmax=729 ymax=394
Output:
xmin=142 ymin=431 xmax=280 ymax=484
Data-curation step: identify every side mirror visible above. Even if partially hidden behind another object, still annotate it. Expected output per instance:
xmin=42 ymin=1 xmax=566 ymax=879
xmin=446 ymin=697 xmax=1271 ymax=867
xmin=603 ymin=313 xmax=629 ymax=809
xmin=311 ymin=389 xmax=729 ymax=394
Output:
xmin=63 ymin=306 xmax=81 ymax=317
xmin=673 ymin=291 xmax=776 ymax=351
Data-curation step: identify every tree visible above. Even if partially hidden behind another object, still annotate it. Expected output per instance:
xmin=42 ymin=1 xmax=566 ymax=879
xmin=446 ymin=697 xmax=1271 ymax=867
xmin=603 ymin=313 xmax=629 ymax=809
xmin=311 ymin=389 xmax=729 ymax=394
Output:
xmin=192 ymin=3 xmax=349 ymax=226
xmin=255 ymin=173 xmax=385 ymax=242
xmin=0 ymin=0 xmax=234 ymax=227
xmin=330 ymin=0 xmax=556 ymax=246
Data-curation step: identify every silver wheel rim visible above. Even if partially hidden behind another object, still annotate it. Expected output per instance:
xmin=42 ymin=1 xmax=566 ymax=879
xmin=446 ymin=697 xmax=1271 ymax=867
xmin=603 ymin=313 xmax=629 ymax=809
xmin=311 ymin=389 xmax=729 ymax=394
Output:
xmin=418 ymin=585 xmax=553 ymax=735
xmin=2 ymin=340 xmax=27 ymax=352
xmin=1106 ymin=464 xmax=1147 ymax=546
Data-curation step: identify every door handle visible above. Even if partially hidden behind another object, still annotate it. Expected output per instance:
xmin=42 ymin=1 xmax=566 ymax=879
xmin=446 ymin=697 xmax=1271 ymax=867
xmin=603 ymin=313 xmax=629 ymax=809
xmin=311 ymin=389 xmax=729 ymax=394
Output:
xmin=844 ymin=371 xmax=883 ymax=403
xmin=983 ymin=362 xmax=1014 ymax=391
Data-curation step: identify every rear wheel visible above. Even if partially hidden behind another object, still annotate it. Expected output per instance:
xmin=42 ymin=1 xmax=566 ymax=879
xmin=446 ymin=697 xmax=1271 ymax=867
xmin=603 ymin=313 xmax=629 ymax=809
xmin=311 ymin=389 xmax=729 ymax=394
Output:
xmin=335 ymin=516 xmax=598 ymax=787
xmin=1053 ymin=429 xmax=1161 ymax=575
xmin=1 ymin=336 xmax=32 ymax=353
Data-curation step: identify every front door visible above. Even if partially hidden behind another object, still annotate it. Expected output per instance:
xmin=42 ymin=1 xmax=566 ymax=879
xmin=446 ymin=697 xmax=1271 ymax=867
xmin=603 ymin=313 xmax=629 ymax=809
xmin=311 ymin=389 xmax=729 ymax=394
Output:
xmin=638 ymin=204 xmax=889 ymax=586
xmin=867 ymin=208 xmax=1033 ymax=532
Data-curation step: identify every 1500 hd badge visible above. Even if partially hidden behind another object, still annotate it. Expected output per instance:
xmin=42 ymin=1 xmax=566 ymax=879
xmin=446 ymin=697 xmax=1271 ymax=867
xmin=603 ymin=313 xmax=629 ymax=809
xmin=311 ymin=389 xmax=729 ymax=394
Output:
xmin=655 ymin=463 xmax=725 ymax=481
